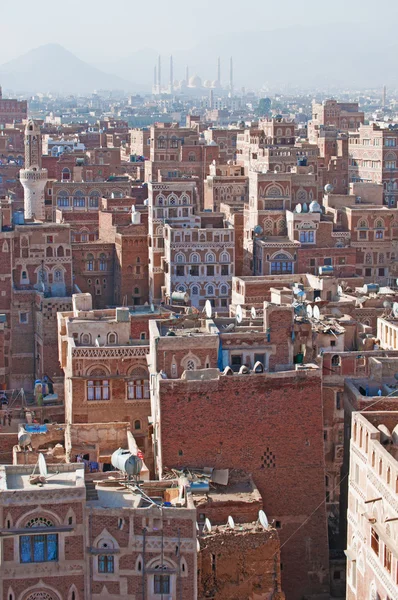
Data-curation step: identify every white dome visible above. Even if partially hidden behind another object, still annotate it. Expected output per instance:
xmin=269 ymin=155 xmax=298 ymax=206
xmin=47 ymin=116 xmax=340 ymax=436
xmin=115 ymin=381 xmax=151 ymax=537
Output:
xmin=309 ymin=200 xmax=322 ymax=213
xmin=188 ymin=75 xmax=202 ymax=88
xmin=203 ymin=80 xmax=212 ymax=88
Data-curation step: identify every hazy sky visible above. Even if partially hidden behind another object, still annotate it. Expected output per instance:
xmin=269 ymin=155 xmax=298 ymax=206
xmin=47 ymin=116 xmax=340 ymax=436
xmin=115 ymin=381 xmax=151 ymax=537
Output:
xmin=1 ymin=0 xmax=396 ymax=65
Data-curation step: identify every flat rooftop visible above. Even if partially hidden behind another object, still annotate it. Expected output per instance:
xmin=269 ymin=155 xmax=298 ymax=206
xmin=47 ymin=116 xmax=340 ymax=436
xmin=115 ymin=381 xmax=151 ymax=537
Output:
xmin=0 ymin=463 xmax=85 ymax=491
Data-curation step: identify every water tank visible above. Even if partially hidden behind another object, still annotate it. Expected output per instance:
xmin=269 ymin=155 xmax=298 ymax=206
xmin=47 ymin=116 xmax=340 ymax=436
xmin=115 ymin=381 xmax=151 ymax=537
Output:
xmin=18 ymin=430 xmax=31 ymax=448
xmin=131 ymin=205 xmax=141 ymax=225
xmin=318 ymin=266 xmax=334 ymax=275
xmin=189 ymin=481 xmax=210 ymax=493
xmin=13 ymin=211 xmax=25 ymax=225
xmin=116 ymin=307 xmax=130 ymax=322
xmin=171 ymin=291 xmax=189 ymax=304
xmin=364 ymin=284 xmax=380 ymax=294
xmin=111 ymin=449 xmax=143 ymax=476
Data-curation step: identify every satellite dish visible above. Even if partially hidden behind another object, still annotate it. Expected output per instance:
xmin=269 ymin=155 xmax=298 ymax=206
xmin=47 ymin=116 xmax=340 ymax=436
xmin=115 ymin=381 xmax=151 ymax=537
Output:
xmin=383 ymin=300 xmax=391 ymax=309
xmin=258 ymin=510 xmax=269 ymax=529
xmin=393 ymin=303 xmax=398 ymax=318
xmin=196 ymin=522 xmax=199 ymax=531
xmin=205 ymin=299 xmax=212 ymax=319
xmin=313 ymin=305 xmax=320 ymax=320
xmin=228 ymin=516 xmax=235 ymax=529
xmin=315 ymin=297 xmax=322 ymax=302
xmin=296 ymin=203 xmax=302 ymax=213
xmin=251 ymin=306 xmax=257 ymax=319
xmin=236 ymin=305 xmax=243 ymax=323
xmin=204 ymin=518 xmax=212 ymax=533
xmin=38 ymin=453 xmax=48 ymax=477
xmin=337 ymin=285 xmax=343 ymax=296
xmin=197 ymin=539 xmax=200 ymax=552
xmin=306 ymin=304 xmax=313 ymax=318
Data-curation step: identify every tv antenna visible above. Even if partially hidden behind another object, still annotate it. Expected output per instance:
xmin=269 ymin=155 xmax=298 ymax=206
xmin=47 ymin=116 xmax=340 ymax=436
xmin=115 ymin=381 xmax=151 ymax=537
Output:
xmin=258 ymin=510 xmax=269 ymax=529
xmin=236 ymin=305 xmax=243 ymax=324
xmin=204 ymin=518 xmax=212 ymax=533
xmin=205 ymin=299 xmax=213 ymax=319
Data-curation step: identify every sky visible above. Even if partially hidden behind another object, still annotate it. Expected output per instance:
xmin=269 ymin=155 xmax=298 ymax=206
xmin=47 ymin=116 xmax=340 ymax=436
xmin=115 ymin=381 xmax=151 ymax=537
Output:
xmin=0 ymin=0 xmax=393 ymax=65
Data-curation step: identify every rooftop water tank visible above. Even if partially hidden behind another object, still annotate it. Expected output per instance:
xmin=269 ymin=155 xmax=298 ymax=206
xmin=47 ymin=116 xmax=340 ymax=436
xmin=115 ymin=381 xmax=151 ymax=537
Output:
xmin=131 ymin=205 xmax=141 ymax=225
xmin=171 ymin=291 xmax=189 ymax=304
xmin=116 ymin=307 xmax=130 ymax=322
xmin=111 ymin=449 xmax=143 ymax=477
xmin=364 ymin=284 xmax=380 ymax=294
xmin=318 ymin=265 xmax=334 ymax=275
xmin=13 ymin=211 xmax=25 ymax=225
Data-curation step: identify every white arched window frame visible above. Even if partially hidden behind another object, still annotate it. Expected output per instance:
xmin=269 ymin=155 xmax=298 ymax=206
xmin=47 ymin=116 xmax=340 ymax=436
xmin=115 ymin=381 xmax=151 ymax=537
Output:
xmin=205 ymin=252 xmax=215 ymax=263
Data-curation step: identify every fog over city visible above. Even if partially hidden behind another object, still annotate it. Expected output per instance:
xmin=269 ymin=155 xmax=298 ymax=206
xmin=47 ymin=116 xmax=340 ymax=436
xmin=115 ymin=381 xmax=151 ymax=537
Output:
xmin=1 ymin=0 xmax=398 ymax=92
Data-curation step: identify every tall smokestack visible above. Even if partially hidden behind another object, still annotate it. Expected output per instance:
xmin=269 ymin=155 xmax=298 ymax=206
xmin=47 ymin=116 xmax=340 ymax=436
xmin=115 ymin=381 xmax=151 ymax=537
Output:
xmin=383 ymin=85 xmax=387 ymax=108
xmin=158 ymin=55 xmax=161 ymax=92
xmin=217 ymin=57 xmax=221 ymax=84
xmin=153 ymin=65 xmax=157 ymax=91
xmin=229 ymin=56 xmax=234 ymax=96
xmin=186 ymin=65 xmax=189 ymax=84
xmin=170 ymin=55 xmax=174 ymax=92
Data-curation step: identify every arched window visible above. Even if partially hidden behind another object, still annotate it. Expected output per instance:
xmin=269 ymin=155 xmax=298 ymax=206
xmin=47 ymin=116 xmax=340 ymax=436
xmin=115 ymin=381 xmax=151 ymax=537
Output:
xmin=188 ymin=152 xmax=196 ymax=162
xmin=81 ymin=333 xmax=91 ymax=345
xmin=263 ymin=219 xmax=273 ymax=234
xmin=57 ymin=190 xmax=69 ymax=207
xmin=53 ymin=269 xmax=63 ymax=282
xmin=206 ymin=285 xmax=214 ymax=296
xmin=57 ymin=246 xmax=64 ymax=257
xmin=157 ymin=136 xmax=166 ymax=149
xmin=157 ymin=195 xmax=165 ymax=206
xmin=46 ymin=246 xmax=53 ymax=257
xmin=107 ymin=333 xmax=118 ymax=345
xmin=168 ymin=194 xmax=177 ymax=206
xmin=86 ymin=254 xmax=94 ymax=271
xmin=387 ymin=466 xmax=391 ymax=484
xmin=99 ymin=254 xmax=107 ymax=271
xmin=20 ymin=517 xmax=58 ymax=564
xmin=73 ymin=190 xmax=85 ymax=208
xmin=365 ymin=253 xmax=372 ymax=265
xmin=220 ymin=252 xmax=230 ymax=263
xmin=61 ymin=167 xmax=71 ymax=181
xmin=190 ymin=253 xmax=200 ymax=263
xmin=181 ymin=194 xmax=189 ymax=205
xmin=358 ymin=219 xmax=368 ymax=229
xmin=87 ymin=374 xmax=110 ymax=401
xmin=134 ymin=420 xmax=141 ymax=430
xmin=220 ymin=285 xmax=228 ymax=295
xmin=89 ymin=191 xmax=100 ymax=208
xmin=379 ymin=459 xmax=383 ymax=475
xmin=127 ymin=368 xmax=150 ymax=400
xmin=186 ymin=360 xmax=196 ymax=371
xmin=206 ymin=252 xmax=215 ymax=263
xmin=331 ymin=355 xmax=341 ymax=367
xmin=191 ymin=286 xmax=199 ymax=295
xmin=372 ymin=451 xmax=375 ymax=467
xmin=266 ymin=185 xmax=282 ymax=197
xmin=175 ymin=253 xmax=185 ymax=263
xmin=170 ymin=136 xmax=178 ymax=148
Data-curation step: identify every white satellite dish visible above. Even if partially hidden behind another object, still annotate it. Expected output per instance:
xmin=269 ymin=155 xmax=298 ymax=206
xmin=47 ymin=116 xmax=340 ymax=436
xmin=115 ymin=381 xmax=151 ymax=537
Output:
xmin=258 ymin=510 xmax=269 ymax=529
xmin=251 ymin=306 xmax=257 ymax=319
xmin=197 ymin=539 xmax=200 ymax=552
xmin=204 ymin=518 xmax=212 ymax=533
xmin=196 ymin=522 xmax=199 ymax=531
xmin=236 ymin=305 xmax=243 ymax=324
xmin=38 ymin=453 xmax=48 ymax=477
xmin=313 ymin=305 xmax=320 ymax=320
xmin=296 ymin=203 xmax=302 ymax=213
xmin=205 ymin=299 xmax=212 ymax=319
xmin=315 ymin=296 xmax=322 ymax=302
xmin=337 ymin=285 xmax=343 ymax=296
xmin=393 ymin=302 xmax=398 ymax=318
xmin=306 ymin=304 xmax=313 ymax=318
xmin=228 ymin=516 xmax=235 ymax=529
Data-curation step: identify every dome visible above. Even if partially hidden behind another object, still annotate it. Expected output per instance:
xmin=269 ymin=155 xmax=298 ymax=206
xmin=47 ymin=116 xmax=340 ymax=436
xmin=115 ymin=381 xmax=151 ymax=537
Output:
xmin=203 ymin=80 xmax=212 ymax=88
xmin=188 ymin=75 xmax=202 ymax=88
xmin=324 ymin=183 xmax=334 ymax=194
xmin=309 ymin=200 xmax=322 ymax=213
xmin=211 ymin=80 xmax=220 ymax=88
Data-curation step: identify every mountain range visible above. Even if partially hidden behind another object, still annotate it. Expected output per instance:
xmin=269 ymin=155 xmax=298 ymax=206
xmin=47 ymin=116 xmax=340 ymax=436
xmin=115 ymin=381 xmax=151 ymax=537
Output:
xmin=1 ymin=23 xmax=398 ymax=95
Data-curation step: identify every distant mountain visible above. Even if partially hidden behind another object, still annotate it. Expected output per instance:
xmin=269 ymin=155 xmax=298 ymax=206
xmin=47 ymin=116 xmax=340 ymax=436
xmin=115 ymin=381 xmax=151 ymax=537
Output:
xmin=0 ymin=44 xmax=135 ymax=94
